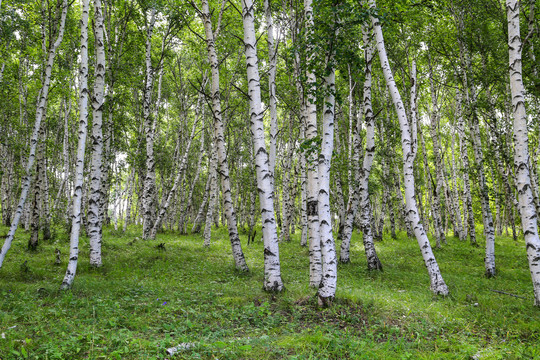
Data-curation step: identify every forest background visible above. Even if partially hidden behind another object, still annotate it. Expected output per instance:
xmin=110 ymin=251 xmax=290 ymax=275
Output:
xmin=0 ymin=0 xmax=539 ymax=358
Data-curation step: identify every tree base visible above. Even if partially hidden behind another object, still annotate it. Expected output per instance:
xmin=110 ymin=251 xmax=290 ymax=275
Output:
xmin=317 ymin=294 xmax=334 ymax=307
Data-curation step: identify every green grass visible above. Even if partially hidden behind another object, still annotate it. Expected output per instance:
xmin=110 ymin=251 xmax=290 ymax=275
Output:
xmin=0 ymin=224 xmax=539 ymax=359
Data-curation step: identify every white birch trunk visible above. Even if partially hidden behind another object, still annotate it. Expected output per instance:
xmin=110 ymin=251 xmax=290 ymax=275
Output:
xmin=61 ymin=0 xmax=89 ymax=289
xmin=149 ymin=102 xmax=201 ymax=239
xmin=427 ymin=58 xmax=446 ymax=246
xmin=179 ymin=137 xmax=206 ymax=234
xmin=317 ymin=66 xmax=338 ymax=305
xmin=455 ymin=90 xmax=476 ymax=245
xmin=358 ymin=25 xmax=382 ymax=271
xmin=0 ymin=0 xmax=68 ymax=269
xmin=201 ymin=0 xmax=248 ymax=271
xmin=123 ymin=167 xmax=135 ymax=232
xmin=304 ymin=0 xmax=322 ymax=287
xmin=88 ymin=0 xmax=106 ymax=267
xmin=506 ymin=0 xmax=540 ymax=306
xmin=141 ymin=8 xmax=157 ymax=240
xmin=293 ymin=43 xmax=308 ymax=247
xmin=192 ymin=164 xmax=212 ymax=234
xmin=264 ymin=0 xmax=278 ymax=187
xmin=241 ymin=0 xmax=283 ymax=291
xmin=370 ymin=1 xmax=448 ymax=295
xmin=204 ymin=142 xmax=217 ymax=246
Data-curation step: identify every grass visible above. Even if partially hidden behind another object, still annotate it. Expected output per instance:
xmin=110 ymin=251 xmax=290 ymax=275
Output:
xmin=0 ymin=223 xmax=539 ymax=359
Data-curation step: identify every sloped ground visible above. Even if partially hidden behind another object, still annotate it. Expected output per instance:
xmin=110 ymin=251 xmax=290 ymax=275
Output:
xmin=0 ymin=224 xmax=538 ymax=359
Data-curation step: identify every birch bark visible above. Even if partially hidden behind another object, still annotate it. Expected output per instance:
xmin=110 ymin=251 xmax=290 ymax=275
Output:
xmin=427 ymin=58 xmax=447 ymax=246
xmin=200 ymin=0 xmax=248 ymax=271
xmin=358 ymin=25 xmax=382 ymax=270
xmin=241 ymin=0 xmax=283 ymax=291
xmin=88 ymin=0 xmax=106 ymax=267
xmin=506 ymin=0 xmax=540 ymax=306
xmin=370 ymin=0 xmax=448 ymax=295
xmin=204 ymin=142 xmax=218 ymax=246
xmin=317 ymin=63 xmax=337 ymax=304
xmin=455 ymin=90 xmax=476 ymax=245
xmin=0 ymin=0 xmax=68 ymax=269
xmin=304 ymin=0 xmax=322 ymax=287
xmin=61 ymin=0 xmax=89 ymax=289
xmin=264 ymin=0 xmax=278 ymax=188
xmin=141 ymin=8 xmax=157 ymax=240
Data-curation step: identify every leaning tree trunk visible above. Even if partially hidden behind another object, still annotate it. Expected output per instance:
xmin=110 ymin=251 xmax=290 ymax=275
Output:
xmin=0 ymin=0 xmax=68 ymax=269
xmin=201 ymin=0 xmax=248 ymax=271
xmin=370 ymin=1 xmax=448 ymax=295
xmin=241 ymin=0 xmax=283 ymax=291
xmin=61 ymin=0 xmax=89 ymax=289
xmin=506 ymin=0 xmax=540 ymax=306
xmin=88 ymin=0 xmax=106 ymax=267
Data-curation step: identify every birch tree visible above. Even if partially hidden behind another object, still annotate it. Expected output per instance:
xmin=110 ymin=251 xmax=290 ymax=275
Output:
xmin=200 ymin=0 xmax=248 ymax=271
xmin=88 ymin=0 xmax=107 ymax=267
xmin=370 ymin=0 xmax=448 ymax=295
xmin=506 ymin=0 xmax=540 ymax=306
xmin=141 ymin=8 xmax=158 ymax=240
xmin=304 ymin=0 xmax=322 ymax=288
xmin=0 ymin=0 xmax=68 ymax=269
xmin=241 ymin=0 xmax=283 ymax=291
xmin=61 ymin=0 xmax=90 ymax=289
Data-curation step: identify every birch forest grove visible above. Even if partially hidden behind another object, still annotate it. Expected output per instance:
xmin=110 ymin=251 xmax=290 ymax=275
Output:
xmin=1 ymin=0 xmax=540 ymax=357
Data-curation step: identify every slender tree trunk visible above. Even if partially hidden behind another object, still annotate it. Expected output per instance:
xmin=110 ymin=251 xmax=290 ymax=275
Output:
xmin=192 ymin=161 xmax=212 ymax=234
xmin=123 ymin=167 xmax=135 ymax=232
xmin=304 ymin=0 xmax=322 ymax=287
xmin=149 ymin=100 xmax=201 ymax=239
xmin=358 ymin=24 xmax=382 ymax=270
xmin=506 ymin=0 xmax=540 ymax=306
xmin=88 ymin=0 xmax=106 ymax=266
xmin=468 ymin=100 xmax=496 ymax=276
xmin=264 ymin=0 xmax=278 ymax=190
xmin=61 ymin=0 xmax=89 ymax=289
xmin=293 ymin=37 xmax=308 ymax=247
xmin=141 ymin=8 xmax=157 ymax=240
xmin=427 ymin=56 xmax=447 ymax=245
xmin=317 ymin=57 xmax=338 ymax=304
xmin=29 ymin=167 xmax=40 ymax=251
xmin=281 ymin=125 xmax=293 ymax=242
xmin=179 ymin=136 xmax=206 ymax=234
xmin=40 ymin=128 xmax=51 ymax=241
xmin=203 ymin=142 xmax=217 ymax=247
xmin=0 ymin=0 xmax=68 ymax=269
xmin=456 ymin=90 xmax=476 ymax=245
xmin=450 ymin=130 xmax=465 ymax=240
xmin=241 ymin=0 xmax=283 ymax=290
xmin=201 ymin=0 xmax=248 ymax=271
xmin=370 ymin=3 xmax=448 ymax=295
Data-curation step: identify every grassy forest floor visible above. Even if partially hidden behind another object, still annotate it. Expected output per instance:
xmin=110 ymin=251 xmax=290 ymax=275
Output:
xmin=0 ymin=224 xmax=539 ymax=359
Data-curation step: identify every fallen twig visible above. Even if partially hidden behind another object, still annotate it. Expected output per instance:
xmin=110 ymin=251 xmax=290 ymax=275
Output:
xmin=490 ymin=289 xmax=527 ymax=300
